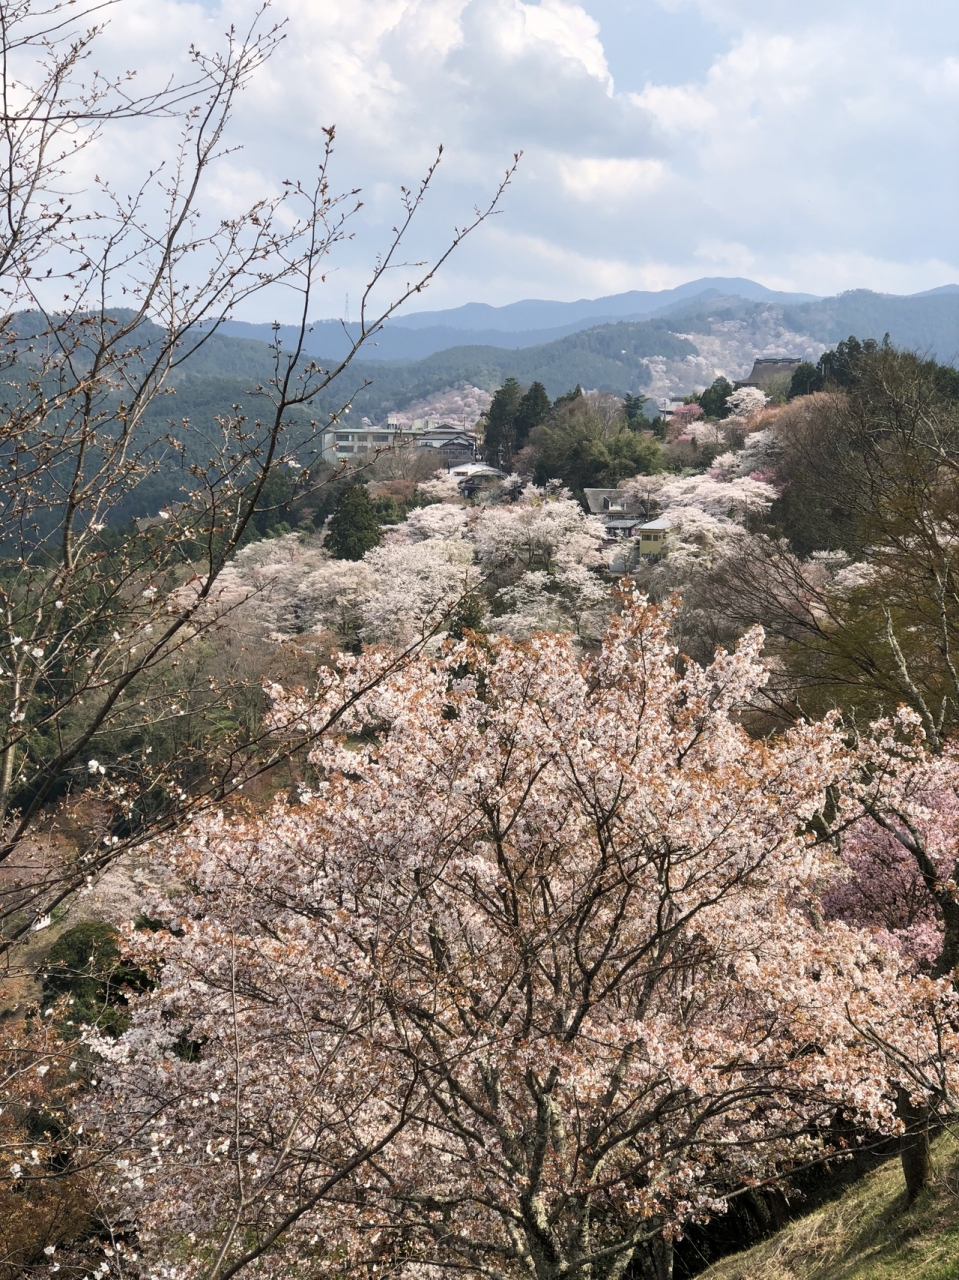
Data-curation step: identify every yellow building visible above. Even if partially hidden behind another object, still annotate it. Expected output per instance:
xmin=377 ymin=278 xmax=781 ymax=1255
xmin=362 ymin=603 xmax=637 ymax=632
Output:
xmin=637 ymin=519 xmax=668 ymax=557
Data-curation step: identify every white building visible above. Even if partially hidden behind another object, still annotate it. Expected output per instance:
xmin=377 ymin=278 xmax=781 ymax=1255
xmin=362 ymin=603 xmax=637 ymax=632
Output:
xmin=322 ymin=416 xmax=477 ymax=466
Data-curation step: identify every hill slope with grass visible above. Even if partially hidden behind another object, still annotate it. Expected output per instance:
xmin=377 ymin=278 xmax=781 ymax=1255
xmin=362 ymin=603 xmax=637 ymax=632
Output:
xmin=699 ymin=1135 xmax=959 ymax=1280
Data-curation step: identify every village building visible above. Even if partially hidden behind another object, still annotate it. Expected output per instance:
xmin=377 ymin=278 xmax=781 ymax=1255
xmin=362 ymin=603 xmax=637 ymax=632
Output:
xmin=741 ymin=357 xmax=803 ymax=395
xmin=322 ymin=415 xmax=478 ymax=466
xmin=583 ymin=488 xmax=642 ymax=520
xmin=604 ymin=517 xmax=643 ymax=539
xmin=582 ymin=488 xmax=668 ymax=564
xmin=449 ymin=462 xmax=506 ymax=496
xmin=636 ymin=518 xmax=668 ymax=556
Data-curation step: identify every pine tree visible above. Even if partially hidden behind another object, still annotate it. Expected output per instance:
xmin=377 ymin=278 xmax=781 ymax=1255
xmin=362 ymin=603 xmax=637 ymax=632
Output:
xmin=696 ymin=376 xmax=734 ymax=419
xmin=482 ymin=378 xmax=523 ymax=467
xmin=324 ymin=483 xmax=382 ymax=560
xmin=513 ymin=381 xmax=551 ymax=451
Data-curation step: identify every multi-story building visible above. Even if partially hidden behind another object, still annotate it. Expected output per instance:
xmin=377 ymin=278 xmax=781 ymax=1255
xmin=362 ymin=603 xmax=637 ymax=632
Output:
xmin=322 ymin=415 xmax=477 ymax=466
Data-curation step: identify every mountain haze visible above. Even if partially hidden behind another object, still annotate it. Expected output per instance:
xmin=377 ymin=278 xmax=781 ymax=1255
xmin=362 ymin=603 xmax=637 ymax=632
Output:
xmin=384 ymin=278 xmax=822 ymax=331
xmin=218 ymin=280 xmax=959 ymax=365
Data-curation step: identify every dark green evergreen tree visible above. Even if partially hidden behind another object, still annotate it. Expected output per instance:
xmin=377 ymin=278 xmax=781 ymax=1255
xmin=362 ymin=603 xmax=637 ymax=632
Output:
xmin=553 ymin=385 xmax=584 ymax=411
xmin=787 ymin=361 xmax=823 ymax=400
xmin=447 ymin=592 xmax=487 ymax=640
xmin=623 ymin=393 xmax=652 ymax=429
xmin=696 ymin=376 xmax=734 ymax=419
xmin=816 ymin=335 xmax=878 ymax=389
xmin=42 ymin=921 xmax=149 ymax=1036
xmin=533 ymin=399 xmax=663 ymax=493
xmin=513 ymin=381 xmax=551 ymax=451
xmin=483 ymin=377 xmax=523 ymax=467
xmin=324 ymin=482 xmax=382 ymax=560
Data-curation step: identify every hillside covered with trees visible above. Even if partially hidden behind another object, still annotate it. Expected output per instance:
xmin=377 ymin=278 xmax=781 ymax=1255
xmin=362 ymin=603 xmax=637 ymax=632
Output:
xmin=5 ymin=3 xmax=959 ymax=1280
xmin=10 ymin=317 xmax=959 ymax=1279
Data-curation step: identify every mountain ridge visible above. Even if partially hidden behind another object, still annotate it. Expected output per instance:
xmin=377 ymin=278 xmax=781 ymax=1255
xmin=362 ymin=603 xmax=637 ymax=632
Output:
xmin=217 ymin=280 xmax=959 ymax=364
xmin=383 ymin=277 xmax=823 ymax=331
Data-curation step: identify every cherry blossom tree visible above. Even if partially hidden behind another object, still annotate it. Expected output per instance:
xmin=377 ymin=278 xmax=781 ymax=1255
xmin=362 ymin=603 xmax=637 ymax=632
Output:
xmin=206 ymin=482 xmax=610 ymax=648
xmin=725 ymin=387 xmax=768 ymax=418
xmin=712 ymin=427 xmax=784 ymax=484
xmin=472 ymin=484 xmax=608 ymax=639
xmin=668 ymin=404 xmax=704 ymax=425
xmin=86 ymin=596 xmax=945 ymax=1280
xmin=815 ymin=708 xmax=959 ymax=1197
xmin=471 ymin=484 xmax=606 ymax=576
xmin=839 ymin=720 xmax=952 ymax=953
xmin=616 ymin=473 xmax=777 ymax=587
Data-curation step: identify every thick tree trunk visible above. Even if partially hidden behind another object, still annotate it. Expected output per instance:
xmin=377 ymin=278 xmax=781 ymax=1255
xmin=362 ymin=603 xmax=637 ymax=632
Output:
xmin=933 ymin=892 xmax=959 ymax=983
xmin=897 ymin=1086 xmax=931 ymax=1203
xmin=645 ymin=1236 xmax=673 ymax=1280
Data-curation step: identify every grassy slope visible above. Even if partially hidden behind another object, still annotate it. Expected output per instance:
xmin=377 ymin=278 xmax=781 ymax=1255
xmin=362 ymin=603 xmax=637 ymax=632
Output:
xmin=700 ymin=1136 xmax=959 ymax=1280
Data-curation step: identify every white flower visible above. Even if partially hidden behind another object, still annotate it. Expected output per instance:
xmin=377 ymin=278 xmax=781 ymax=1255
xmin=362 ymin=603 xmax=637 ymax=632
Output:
xmin=87 ymin=759 xmax=101 ymax=774
xmin=54 ymin=600 xmax=63 ymax=609
xmin=142 ymin=586 xmax=158 ymax=600
xmin=31 ymin=647 xmax=44 ymax=658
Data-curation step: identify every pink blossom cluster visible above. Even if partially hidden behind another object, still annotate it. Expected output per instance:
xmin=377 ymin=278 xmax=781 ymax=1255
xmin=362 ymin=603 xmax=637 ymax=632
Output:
xmin=82 ymin=598 xmax=959 ymax=1280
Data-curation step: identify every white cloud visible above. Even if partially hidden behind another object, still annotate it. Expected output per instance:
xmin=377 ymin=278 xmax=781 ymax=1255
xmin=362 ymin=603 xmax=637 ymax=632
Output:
xmin=44 ymin=0 xmax=959 ymax=313
xmin=558 ymin=156 xmax=667 ymax=202
xmin=520 ymin=0 xmax=611 ymax=81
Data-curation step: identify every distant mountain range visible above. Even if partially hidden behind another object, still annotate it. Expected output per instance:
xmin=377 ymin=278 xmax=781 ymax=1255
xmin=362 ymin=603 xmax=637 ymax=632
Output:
xmin=216 ymin=279 xmax=959 ymax=366
xmin=382 ymin=277 xmax=821 ymax=331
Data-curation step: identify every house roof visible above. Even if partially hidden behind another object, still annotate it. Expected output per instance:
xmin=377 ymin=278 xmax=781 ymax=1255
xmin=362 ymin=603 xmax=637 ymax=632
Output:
xmin=639 ymin=519 xmax=669 ymax=531
xmin=583 ymin=487 xmax=626 ymax=514
xmin=741 ymin=357 xmax=803 ymax=388
xmin=450 ymin=463 xmax=504 ymax=478
xmin=419 ymin=435 xmax=475 ymax=450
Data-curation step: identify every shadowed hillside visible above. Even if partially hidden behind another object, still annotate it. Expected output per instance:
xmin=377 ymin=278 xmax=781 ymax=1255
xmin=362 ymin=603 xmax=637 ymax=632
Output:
xmin=698 ymin=1135 xmax=959 ymax=1280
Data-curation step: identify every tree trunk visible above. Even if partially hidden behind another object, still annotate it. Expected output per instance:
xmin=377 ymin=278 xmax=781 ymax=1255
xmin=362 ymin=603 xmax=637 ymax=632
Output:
xmin=646 ymin=1236 xmax=673 ymax=1280
xmin=897 ymin=1086 xmax=931 ymax=1203
xmin=933 ymin=890 xmax=959 ymax=983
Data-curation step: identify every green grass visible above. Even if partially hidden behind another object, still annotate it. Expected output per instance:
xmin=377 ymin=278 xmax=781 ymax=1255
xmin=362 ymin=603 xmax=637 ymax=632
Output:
xmin=700 ymin=1134 xmax=959 ymax=1280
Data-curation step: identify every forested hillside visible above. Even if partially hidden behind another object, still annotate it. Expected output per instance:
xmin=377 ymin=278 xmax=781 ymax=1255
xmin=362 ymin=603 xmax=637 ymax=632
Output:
xmin=9 ymin=279 xmax=959 ymax=1280
xmin=783 ymin=288 xmax=959 ymax=354
xmin=105 ymin=316 xmax=697 ymax=524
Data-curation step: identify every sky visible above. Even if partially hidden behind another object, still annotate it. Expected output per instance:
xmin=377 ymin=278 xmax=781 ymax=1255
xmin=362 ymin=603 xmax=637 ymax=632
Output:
xmin=78 ymin=0 xmax=959 ymax=315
